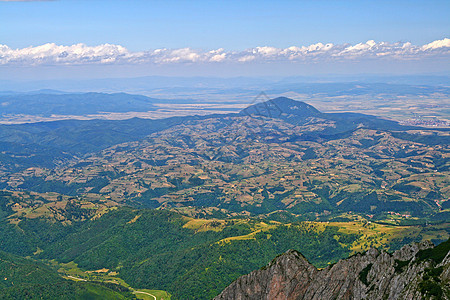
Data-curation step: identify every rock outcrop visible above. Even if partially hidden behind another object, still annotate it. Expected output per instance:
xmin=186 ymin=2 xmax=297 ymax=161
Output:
xmin=215 ymin=239 xmax=450 ymax=300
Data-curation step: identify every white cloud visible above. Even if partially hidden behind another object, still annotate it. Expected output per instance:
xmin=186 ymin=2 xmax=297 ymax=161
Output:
xmin=238 ymin=55 xmax=256 ymax=62
xmin=0 ymin=43 xmax=134 ymax=65
xmin=1 ymin=38 xmax=449 ymax=66
xmin=422 ymin=38 xmax=450 ymax=50
xmin=254 ymin=46 xmax=280 ymax=56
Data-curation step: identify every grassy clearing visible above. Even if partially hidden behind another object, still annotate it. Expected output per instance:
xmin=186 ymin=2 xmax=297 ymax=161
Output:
xmin=217 ymin=221 xmax=278 ymax=244
xmin=182 ymin=218 xmax=225 ymax=232
xmin=134 ymin=289 xmax=171 ymax=300
xmin=197 ymin=215 xmax=448 ymax=253
xmin=329 ymin=221 xmax=416 ymax=252
xmin=56 ymin=260 xmax=172 ymax=299
xmin=323 ymin=218 xmax=449 ymax=253
xmin=55 ymin=260 xmax=131 ymax=287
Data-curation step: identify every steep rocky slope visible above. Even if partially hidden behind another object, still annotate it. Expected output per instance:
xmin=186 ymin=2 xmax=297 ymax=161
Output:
xmin=215 ymin=239 xmax=450 ymax=300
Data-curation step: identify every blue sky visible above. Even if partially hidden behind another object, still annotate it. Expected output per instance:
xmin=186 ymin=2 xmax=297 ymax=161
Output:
xmin=1 ymin=0 xmax=449 ymax=78
xmin=2 ymin=0 xmax=449 ymax=50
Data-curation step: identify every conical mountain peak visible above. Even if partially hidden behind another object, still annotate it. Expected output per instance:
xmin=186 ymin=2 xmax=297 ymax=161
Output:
xmin=240 ymin=97 xmax=322 ymax=118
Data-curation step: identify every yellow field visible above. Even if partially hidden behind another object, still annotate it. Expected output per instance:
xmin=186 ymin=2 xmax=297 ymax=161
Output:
xmin=185 ymin=215 xmax=450 ymax=253
xmin=182 ymin=217 xmax=226 ymax=232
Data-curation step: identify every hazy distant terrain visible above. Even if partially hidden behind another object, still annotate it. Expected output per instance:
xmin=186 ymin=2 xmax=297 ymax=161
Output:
xmin=1 ymin=77 xmax=449 ymax=125
xmin=0 ymin=92 xmax=158 ymax=116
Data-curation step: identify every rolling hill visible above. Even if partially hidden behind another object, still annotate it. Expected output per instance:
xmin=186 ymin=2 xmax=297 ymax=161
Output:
xmin=0 ymin=97 xmax=446 ymax=224
xmin=0 ymin=249 xmax=135 ymax=299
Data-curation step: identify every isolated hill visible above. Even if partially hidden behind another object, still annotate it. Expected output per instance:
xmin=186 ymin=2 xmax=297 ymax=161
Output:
xmin=240 ymin=97 xmax=322 ymax=119
xmin=242 ymin=96 xmax=409 ymax=132
xmin=215 ymin=239 xmax=450 ymax=300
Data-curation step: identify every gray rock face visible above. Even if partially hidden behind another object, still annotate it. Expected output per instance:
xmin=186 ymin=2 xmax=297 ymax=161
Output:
xmin=215 ymin=240 xmax=450 ymax=300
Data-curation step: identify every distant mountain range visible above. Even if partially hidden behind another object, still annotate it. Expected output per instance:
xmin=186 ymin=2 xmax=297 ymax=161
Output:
xmin=2 ymin=75 xmax=449 ymax=93
xmin=0 ymin=92 xmax=158 ymax=116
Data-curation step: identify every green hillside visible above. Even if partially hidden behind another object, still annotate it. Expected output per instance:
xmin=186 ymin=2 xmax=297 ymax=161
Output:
xmin=0 ymin=250 xmax=135 ymax=299
xmin=0 ymin=199 xmax=447 ymax=299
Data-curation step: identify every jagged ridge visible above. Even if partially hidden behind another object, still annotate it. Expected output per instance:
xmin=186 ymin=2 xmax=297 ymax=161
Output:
xmin=215 ymin=239 xmax=450 ymax=300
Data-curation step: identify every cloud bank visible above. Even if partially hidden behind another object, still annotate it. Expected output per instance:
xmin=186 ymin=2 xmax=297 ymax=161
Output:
xmin=1 ymin=39 xmax=449 ymax=66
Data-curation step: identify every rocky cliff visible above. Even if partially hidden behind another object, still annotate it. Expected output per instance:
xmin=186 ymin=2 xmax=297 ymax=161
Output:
xmin=215 ymin=239 xmax=450 ymax=300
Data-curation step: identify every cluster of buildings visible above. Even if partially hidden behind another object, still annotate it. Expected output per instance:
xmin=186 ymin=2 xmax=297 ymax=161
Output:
xmin=400 ymin=118 xmax=449 ymax=127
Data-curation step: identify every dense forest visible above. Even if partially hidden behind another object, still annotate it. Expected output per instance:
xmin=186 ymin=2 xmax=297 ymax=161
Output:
xmin=0 ymin=206 xmax=362 ymax=299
